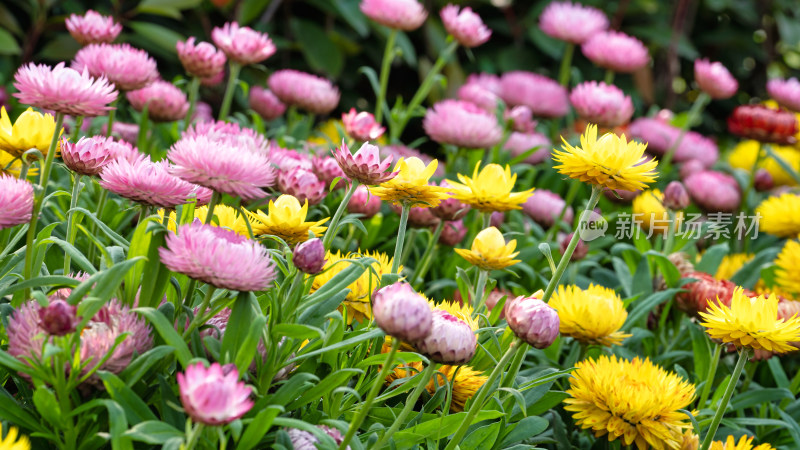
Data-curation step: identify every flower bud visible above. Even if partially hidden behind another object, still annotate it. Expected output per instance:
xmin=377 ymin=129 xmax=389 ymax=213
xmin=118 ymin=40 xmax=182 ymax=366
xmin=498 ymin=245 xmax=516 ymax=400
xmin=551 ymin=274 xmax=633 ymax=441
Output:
xmin=559 ymin=233 xmax=588 ymax=261
xmin=347 ymin=185 xmax=382 ymax=219
xmin=679 ymin=159 xmax=705 ymax=180
xmin=506 ymin=293 xmax=560 ymax=349
xmin=439 ymin=220 xmax=467 ymax=247
xmin=663 ymin=181 xmax=690 ymax=210
xmin=293 ymin=238 xmax=326 ymax=274
xmin=754 ymin=168 xmax=774 ymax=192
xmin=412 ymin=309 xmax=476 ymax=364
xmin=372 ymin=282 xmax=433 ymax=342
xmin=38 ymin=299 xmax=78 ymax=336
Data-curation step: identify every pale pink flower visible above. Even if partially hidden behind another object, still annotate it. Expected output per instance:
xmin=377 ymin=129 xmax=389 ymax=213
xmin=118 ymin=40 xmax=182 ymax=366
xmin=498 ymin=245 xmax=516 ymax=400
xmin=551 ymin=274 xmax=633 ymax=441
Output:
xmin=61 ymin=136 xmax=115 ymax=176
xmin=288 ymin=426 xmax=349 ymax=450
xmin=373 ymin=282 xmax=433 ymax=341
xmin=342 ymin=108 xmax=385 ymax=141
xmin=332 ymin=141 xmax=397 ymax=185
xmin=73 ymin=43 xmax=158 ymax=91
xmin=168 ymin=134 xmax=275 ymax=200
xmin=80 ymin=300 xmax=153 ymax=376
xmin=347 ymin=185 xmax=382 ymax=218
xmin=504 ymin=131 xmax=551 ymax=165
xmin=211 ymin=22 xmax=275 ymax=66
xmin=178 ymin=362 xmax=253 ymax=425
xmin=465 ymin=72 xmax=502 ymax=95
xmin=278 ymin=167 xmax=326 ymax=205
xmin=423 ymin=100 xmax=503 ymax=148
xmin=680 ymin=159 xmax=706 ymax=180
xmin=522 ymin=189 xmax=573 ymax=228
xmin=249 ymin=86 xmax=286 ymax=120
xmin=193 ymin=101 xmax=214 ymax=124
xmin=505 ymin=106 xmax=537 ymax=133
xmin=270 ymin=146 xmax=313 ymax=172
xmin=581 ymin=31 xmax=649 ymax=73
xmin=13 ymin=62 xmax=117 ymax=117
xmin=412 ymin=309 xmax=476 ymax=364
xmin=268 ymin=70 xmax=340 ymax=115
xmin=186 ymin=120 xmax=269 ymax=155
xmin=65 ymin=10 xmax=122 ymax=46
xmin=458 ymin=82 xmax=500 ymax=112
xmin=360 ymin=0 xmax=428 ymax=31
xmin=767 ymin=77 xmax=800 ymax=112
xmin=499 ymin=71 xmax=569 ymax=118
xmin=161 ymin=222 xmax=276 ymax=291
xmin=100 ymin=155 xmax=211 ymax=208
xmin=694 ymin=59 xmax=738 ymax=100
xmin=126 ymin=80 xmax=189 ymax=122
xmin=440 ymin=5 xmax=491 ymax=48
xmin=627 ymin=117 xmax=679 ymax=155
xmin=176 ymin=37 xmax=227 ymax=79
xmin=675 ymin=132 xmax=718 ymax=168
xmin=0 ymin=175 xmax=33 ymax=229
xmin=201 ymin=70 xmax=225 ymax=87
xmin=439 ymin=220 xmax=467 ymax=246
xmin=311 ymin=155 xmax=346 ymax=189
xmin=569 ymin=81 xmax=633 ymax=127
xmin=684 ymin=170 xmax=741 ymax=213
xmin=506 ymin=294 xmax=559 ymax=348
xmin=539 ymin=1 xmax=608 ymax=44
xmin=107 ymin=122 xmax=140 ymax=145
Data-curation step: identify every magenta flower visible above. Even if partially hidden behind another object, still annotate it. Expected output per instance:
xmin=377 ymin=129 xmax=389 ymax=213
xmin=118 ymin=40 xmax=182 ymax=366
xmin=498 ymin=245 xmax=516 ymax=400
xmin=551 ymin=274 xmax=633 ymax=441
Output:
xmin=466 ymin=72 xmax=502 ymax=95
xmin=439 ymin=220 xmax=467 ymax=246
xmin=80 ymin=300 xmax=153 ymax=375
xmin=627 ymin=117 xmax=679 ymax=155
xmin=100 ymin=155 xmax=211 ymax=208
xmin=38 ymin=300 xmax=78 ymax=336
xmin=505 ymin=106 xmax=537 ymax=133
xmin=61 ymin=136 xmax=115 ymax=176
xmin=360 ymin=0 xmax=428 ymax=31
xmin=73 ymin=43 xmax=158 ymax=91
xmin=311 ymin=155 xmax=346 ymax=189
xmin=277 ymin=167 xmax=327 ymax=205
xmin=342 ymin=108 xmax=385 ymax=141
xmin=675 ymin=131 xmax=719 ymax=168
xmin=186 ymin=120 xmax=269 ymax=155
xmin=268 ymin=70 xmax=340 ymax=115
xmin=440 ymin=4 xmax=491 ymax=48
xmin=126 ymin=80 xmax=189 ymax=122
xmin=684 ymin=170 xmax=741 ymax=213
xmin=412 ymin=309 xmax=476 ymax=364
xmin=569 ymin=81 xmax=633 ymax=127
xmin=663 ymin=181 xmax=690 ymax=211
xmin=249 ymin=86 xmax=286 ymax=120
xmin=767 ymin=77 xmax=800 ymax=112
xmin=0 ymin=175 xmax=33 ymax=230
xmin=694 ymin=59 xmax=738 ymax=100
xmin=13 ymin=62 xmax=117 ymax=117
xmin=176 ymin=37 xmax=227 ymax=79
xmin=679 ymin=159 xmax=706 ymax=180
xmin=168 ymin=134 xmax=275 ymax=200
xmin=581 ymin=31 xmax=649 ymax=73
xmin=332 ymin=141 xmax=397 ymax=185
xmin=539 ymin=1 xmax=609 ymax=44
xmin=458 ymin=82 xmax=500 ymax=112
xmin=293 ymin=238 xmax=326 ymax=275
xmin=212 ymin=22 xmax=275 ymax=66
xmin=504 ymin=131 xmax=551 ymax=165
xmin=65 ymin=10 xmax=122 ymax=46
xmin=178 ymin=362 xmax=253 ymax=425
xmin=506 ymin=294 xmax=559 ymax=349
xmin=373 ymin=282 xmax=433 ymax=341
xmin=499 ymin=71 xmax=569 ymax=118
xmin=522 ymin=189 xmax=573 ymax=228
xmin=347 ymin=185 xmax=382 ymax=218
xmin=160 ymin=222 xmax=276 ymax=291
xmin=431 ymin=181 xmax=469 ymax=221
xmin=423 ymin=100 xmax=503 ymax=148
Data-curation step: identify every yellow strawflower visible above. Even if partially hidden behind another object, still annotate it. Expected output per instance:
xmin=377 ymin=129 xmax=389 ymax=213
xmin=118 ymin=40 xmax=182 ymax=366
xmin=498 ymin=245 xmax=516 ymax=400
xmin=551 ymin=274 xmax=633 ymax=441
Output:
xmin=708 ymin=435 xmax=775 ymax=450
xmin=714 ymin=253 xmax=754 ymax=280
xmin=728 ymin=140 xmax=800 ymax=186
xmin=775 ymin=239 xmax=800 ymax=296
xmin=428 ymin=298 xmax=478 ymax=332
xmin=0 ymin=424 xmax=30 ymax=450
xmin=445 ymin=162 xmax=534 ymax=212
xmin=553 ymin=124 xmax=658 ymax=191
xmin=680 ymin=431 xmax=699 ymax=450
xmin=632 ymin=189 xmax=682 ymax=235
xmin=429 ymin=365 xmax=487 ymax=412
xmin=248 ymin=195 xmax=328 ymax=246
xmin=564 ymin=355 xmax=695 ymax=450
xmin=699 ymin=287 xmax=800 ymax=353
xmin=157 ymin=205 xmax=254 ymax=236
xmin=0 ymin=150 xmax=37 ymax=178
xmin=755 ymin=193 xmax=800 ymax=237
xmin=455 ymin=226 xmax=519 ymax=271
xmin=369 ymin=157 xmax=450 ymax=207
xmin=549 ymin=284 xmax=631 ymax=347
xmin=0 ymin=107 xmax=61 ymax=157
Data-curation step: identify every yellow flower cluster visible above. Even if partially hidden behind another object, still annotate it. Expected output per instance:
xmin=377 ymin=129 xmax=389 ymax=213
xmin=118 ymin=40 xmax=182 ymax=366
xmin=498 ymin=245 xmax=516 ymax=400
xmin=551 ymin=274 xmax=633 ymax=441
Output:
xmin=455 ymin=227 xmax=519 ymax=271
xmin=755 ymin=193 xmax=800 ymax=238
xmin=446 ymin=162 xmax=534 ymax=212
xmin=248 ymin=195 xmax=328 ymax=246
xmin=549 ymin=284 xmax=630 ymax=346
xmin=369 ymin=157 xmax=450 ymax=207
xmin=728 ymin=140 xmax=800 ymax=187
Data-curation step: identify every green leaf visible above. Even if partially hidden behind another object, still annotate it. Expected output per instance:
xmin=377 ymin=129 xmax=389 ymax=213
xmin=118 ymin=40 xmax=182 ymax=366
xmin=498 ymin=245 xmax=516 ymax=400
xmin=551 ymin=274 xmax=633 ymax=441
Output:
xmin=0 ymin=387 xmax=46 ymax=433
xmin=290 ymin=19 xmax=344 ymax=78
xmin=694 ymin=243 xmax=729 ymax=275
xmin=768 ymin=357 xmax=790 ymax=390
xmin=392 ymin=410 xmax=504 ymax=448
xmin=237 ymin=0 xmax=271 ymax=25
xmin=119 ymin=345 xmax=175 ymax=386
xmin=32 ymin=387 xmax=63 ymax=428
xmin=100 ymin=400 xmax=134 ymax=450
xmin=462 ymin=422 xmax=502 ymax=450
xmin=289 ymin=328 xmax=384 ymax=363
xmin=99 ymin=371 xmax=158 ymax=424
xmin=41 ymin=236 xmax=96 ymax=274
xmin=134 ymin=307 xmax=192 ymax=367
xmin=273 ymin=323 xmax=324 ymax=342
xmin=0 ymin=27 xmax=20 ymax=55
xmin=332 ymin=0 xmax=368 ymax=36
xmin=123 ymin=421 xmax=183 ymax=444
xmin=624 ymin=289 xmax=682 ymax=331
xmin=234 ymin=314 xmax=267 ymax=374
xmin=730 ymin=388 xmax=794 ymax=410
xmin=238 ymin=405 xmax=284 ymax=450
xmin=0 ymin=275 xmax=79 ymax=299
xmin=221 ymin=291 xmax=259 ymax=367
xmin=127 ymin=21 xmax=184 ymax=55
xmin=689 ymin=323 xmax=711 ymax=382
xmin=500 ymin=416 xmax=548 ymax=446
xmin=287 ymin=368 xmax=361 ymax=410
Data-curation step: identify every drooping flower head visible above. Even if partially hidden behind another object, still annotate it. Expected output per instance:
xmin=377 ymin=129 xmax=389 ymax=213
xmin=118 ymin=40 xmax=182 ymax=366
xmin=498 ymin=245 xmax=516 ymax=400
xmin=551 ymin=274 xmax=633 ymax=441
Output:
xmin=684 ymin=170 xmax=741 ymax=213
xmin=767 ymin=77 xmax=800 ymax=113
xmin=211 ymin=22 xmax=276 ymax=65
xmin=126 ymin=80 xmax=189 ymax=122
xmin=177 ymin=362 xmax=253 ymax=425
xmin=160 ymin=221 xmax=276 ymax=291
xmin=249 ymin=86 xmax=286 ymax=121
xmin=412 ymin=309 xmax=476 ymax=364
xmin=440 ymin=5 xmax=491 ymax=48
xmin=728 ymin=104 xmax=798 ymax=145
xmin=332 ymin=141 xmax=397 ymax=185
xmin=774 ymin=239 xmax=800 ymax=299
xmin=564 ymin=355 xmax=695 ymax=449
xmin=447 ymin=162 xmax=534 ymax=213
xmin=348 ymin=185 xmax=382 ymax=218
xmin=360 ymin=0 xmax=428 ymax=31
xmin=369 ymin=157 xmax=451 ymax=207
xmin=694 ymin=59 xmax=738 ymax=100
xmin=13 ymin=63 xmax=117 ymax=117
xmin=61 ymin=135 xmax=115 ymax=176
xmin=569 ymin=81 xmax=634 ymax=127
xmin=342 ymin=108 xmax=385 ymax=141
xmin=549 ymin=284 xmax=630 ymax=346
xmin=277 ymin=167 xmax=327 ymax=205
xmin=539 ymin=1 xmax=608 ymax=44
xmin=522 ymin=189 xmax=573 ymax=228
xmin=581 ymin=30 xmax=649 ymax=73
xmin=73 ymin=43 xmax=158 ymax=91
xmin=505 ymin=291 xmax=560 ymax=348
xmin=553 ymin=124 xmax=658 ymax=191
xmin=499 ymin=71 xmax=569 ymax=118
xmin=755 ymin=193 xmax=800 ymax=237
xmin=423 ymin=100 xmax=503 ymax=149
xmin=0 ymin=107 xmax=60 ymax=157
xmin=268 ymin=70 xmax=340 ymax=114
xmin=248 ymin=195 xmax=328 ymax=246
xmin=373 ymin=282 xmax=433 ymax=342
xmin=455 ymin=226 xmax=519 ymax=271
xmin=176 ymin=37 xmax=227 ymax=79
xmin=0 ymin=175 xmax=34 ymax=230
xmin=65 ymin=10 xmax=122 ymax=45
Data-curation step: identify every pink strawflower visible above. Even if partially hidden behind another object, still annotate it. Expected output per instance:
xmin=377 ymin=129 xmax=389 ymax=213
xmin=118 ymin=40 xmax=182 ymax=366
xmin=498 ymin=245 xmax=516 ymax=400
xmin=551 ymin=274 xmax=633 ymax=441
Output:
xmin=73 ymin=43 xmax=158 ymax=91
xmin=505 ymin=106 xmax=537 ymax=133
xmin=161 ymin=221 xmax=276 ymax=291
xmin=347 ymin=185 xmax=382 ymax=218
xmin=277 ymin=167 xmax=327 ymax=205
xmin=0 ymin=175 xmax=34 ymax=230
xmin=423 ymin=100 xmax=503 ymax=148
xmin=373 ymin=282 xmax=433 ymax=341
xmin=61 ymin=136 xmax=115 ymax=176
xmin=581 ymin=31 xmax=649 ymax=73
xmin=499 ymin=71 xmax=569 ymax=118
xmin=186 ymin=120 xmax=269 ymax=154
xmin=360 ymin=0 xmax=427 ymax=31
xmin=466 ymin=72 xmax=502 ymax=95
xmin=177 ymin=362 xmax=253 ymax=425
xmin=504 ymin=131 xmax=551 ymax=165
xmin=431 ymin=181 xmax=469 ymax=221
xmin=539 ymin=1 xmax=609 ymax=44
xmin=628 ymin=118 xmax=718 ymax=168
xmin=268 ymin=70 xmax=340 ymax=114
xmin=293 ymin=238 xmax=326 ymax=275
xmin=249 ymin=86 xmax=286 ymax=120
xmin=522 ymin=189 xmax=573 ymax=228
xmin=458 ymin=82 xmax=500 ymax=112
xmin=440 ymin=4 xmax=491 ymax=48
xmin=193 ymin=101 xmax=214 ymax=124
xmin=342 ymin=108 xmax=385 ymax=141
xmin=65 ymin=10 xmax=122 ymax=46
xmin=201 ymin=70 xmax=225 ymax=87
xmin=311 ymin=155 xmax=346 ymax=189
xmin=176 ymin=37 xmax=227 ymax=79
xmin=107 ymin=121 xmax=140 ymax=145
xmin=13 ymin=62 xmax=117 ymax=117
xmin=684 ymin=170 xmax=741 ymax=213
xmin=675 ymin=131 xmax=719 ymax=168
xmin=695 ymin=59 xmax=738 ymax=100
xmin=663 ymin=181 xmax=690 ymax=211
xmin=332 ymin=141 xmax=397 ymax=185
xmin=767 ymin=77 xmax=800 ymax=112
xmin=680 ymin=159 xmax=706 ymax=180
xmin=439 ymin=220 xmax=467 ymax=246
xmin=288 ymin=426 xmax=349 ymax=450
xmin=126 ymin=80 xmax=189 ymax=122
xmin=569 ymin=81 xmax=633 ymax=127
xmin=80 ymin=300 xmax=153 ymax=375
xmin=38 ymin=299 xmax=78 ymax=336
xmin=211 ymin=22 xmax=276 ymax=66
xmin=100 ymin=155 xmax=211 ymax=208
xmin=412 ymin=309 xmax=476 ymax=364
xmin=506 ymin=294 xmax=559 ymax=349
xmin=270 ymin=146 xmax=313 ymax=172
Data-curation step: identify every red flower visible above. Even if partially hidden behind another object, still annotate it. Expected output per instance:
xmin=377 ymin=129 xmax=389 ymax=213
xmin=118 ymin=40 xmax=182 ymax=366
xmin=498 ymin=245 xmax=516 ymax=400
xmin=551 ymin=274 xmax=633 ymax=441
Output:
xmin=727 ymin=105 xmax=798 ymax=144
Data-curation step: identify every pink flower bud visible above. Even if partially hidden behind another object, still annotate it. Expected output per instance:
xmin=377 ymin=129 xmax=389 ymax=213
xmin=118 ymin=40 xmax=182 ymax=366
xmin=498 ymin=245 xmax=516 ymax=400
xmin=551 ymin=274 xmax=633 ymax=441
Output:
xmin=412 ymin=309 xmax=476 ymax=364
xmin=347 ymin=185 xmax=382 ymax=218
xmin=373 ymin=282 xmax=433 ymax=342
xmin=754 ymin=169 xmax=774 ymax=192
xmin=439 ymin=220 xmax=467 ymax=246
xmin=342 ymin=108 xmax=385 ymax=141
xmin=684 ymin=170 xmax=741 ymax=213
xmin=38 ymin=299 xmax=78 ymax=336
xmin=663 ymin=181 xmax=690 ymax=210
xmin=293 ymin=238 xmax=326 ymax=274
xmin=506 ymin=294 xmax=560 ymax=349
xmin=559 ymin=233 xmax=588 ymax=261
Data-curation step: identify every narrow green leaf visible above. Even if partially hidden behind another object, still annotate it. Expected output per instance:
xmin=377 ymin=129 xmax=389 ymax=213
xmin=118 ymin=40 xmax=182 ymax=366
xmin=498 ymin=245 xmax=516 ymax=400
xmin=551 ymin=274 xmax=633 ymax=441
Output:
xmin=134 ymin=307 xmax=192 ymax=367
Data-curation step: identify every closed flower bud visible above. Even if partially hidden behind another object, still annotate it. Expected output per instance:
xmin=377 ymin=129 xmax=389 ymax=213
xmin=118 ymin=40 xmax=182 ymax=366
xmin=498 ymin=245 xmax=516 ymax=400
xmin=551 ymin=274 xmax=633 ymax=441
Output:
xmin=560 ymin=233 xmax=588 ymax=261
xmin=675 ymin=271 xmax=756 ymax=316
xmin=663 ymin=181 xmax=690 ymax=210
xmin=293 ymin=238 xmax=326 ymax=274
xmin=38 ymin=299 xmax=78 ymax=336
xmin=506 ymin=293 xmax=560 ymax=349
xmin=439 ymin=220 xmax=467 ymax=247
xmin=754 ymin=168 xmax=774 ymax=192
xmin=684 ymin=170 xmax=741 ymax=213
xmin=412 ymin=309 xmax=476 ymax=364
xmin=372 ymin=282 xmax=433 ymax=342
xmin=679 ymin=159 xmax=706 ymax=180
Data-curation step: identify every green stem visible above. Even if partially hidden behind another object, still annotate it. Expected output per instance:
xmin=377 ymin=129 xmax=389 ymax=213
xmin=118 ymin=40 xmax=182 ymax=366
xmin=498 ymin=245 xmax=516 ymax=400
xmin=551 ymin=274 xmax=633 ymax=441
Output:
xmin=322 ymin=181 xmax=358 ymax=250
xmin=391 ymin=204 xmax=411 ymax=274
xmin=372 ymin=362 xmax=437 ymax=449
xmin=501 ymin=342 xmax=527 ymax=390
xmin=471 ymin=269 xmax=489 ymax=317
xmin=183 ymin=286 xmax=217 ymax=338
xmin=184 ymin=423 xmax=204 ymax=450
xmin=218 ymin=62 xmax=242 ymax=121
xmin=63 ymin=174 xmax=83 ymax=274
xmin=339 ymin=338 xmax=400 ymax=450
xmin=70 ymin=116 xmax=83 ymax=142
xmin=445 ymin=339 xmax=522 ymax=450
xmin=411 ymin=220 xmax=444 ymax=286
xmin=184 ymin=76 xmax=201 ymax=129
xmin=558 ymin=43 xmax=575 ymax=87
xmin=106 ymin=98 xmax=118 ymax=138
xmin=204 ymin=191 xmax=221 ymax=225
xmin=87 ymin=188 xmax=108 ymax=264
xmin=604 ymin=69 xmax=615 ymax=85
xmin=699 ymin=348 xmax=749 ymax=450
xmin=374 ymin=30 xmax=397 ymax=125
xmin=482 ymin=211 xmax=491 ymax=229
xmin=660 ymin=92 xmax=710 ymax=170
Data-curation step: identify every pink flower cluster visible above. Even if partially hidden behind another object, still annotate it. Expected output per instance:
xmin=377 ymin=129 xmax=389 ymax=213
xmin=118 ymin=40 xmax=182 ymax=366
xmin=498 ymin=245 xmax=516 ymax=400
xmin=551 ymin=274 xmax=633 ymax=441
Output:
xmin=539 ymin=2 xmax=608 ymax=44
xmin=126 ymin=80 xmax=189 ymax=122
xmin=65 ymin=10 xmax=122 ymax=46
xmin=212 ymin=22 xmax=275 ymax=65
xmin=423 ymin=100 xmax=503 ymax=148
xmin=268 ymin=70 xmax=340 ymax=115
xmin=73 ymin=43 xmax=158 ymax=91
